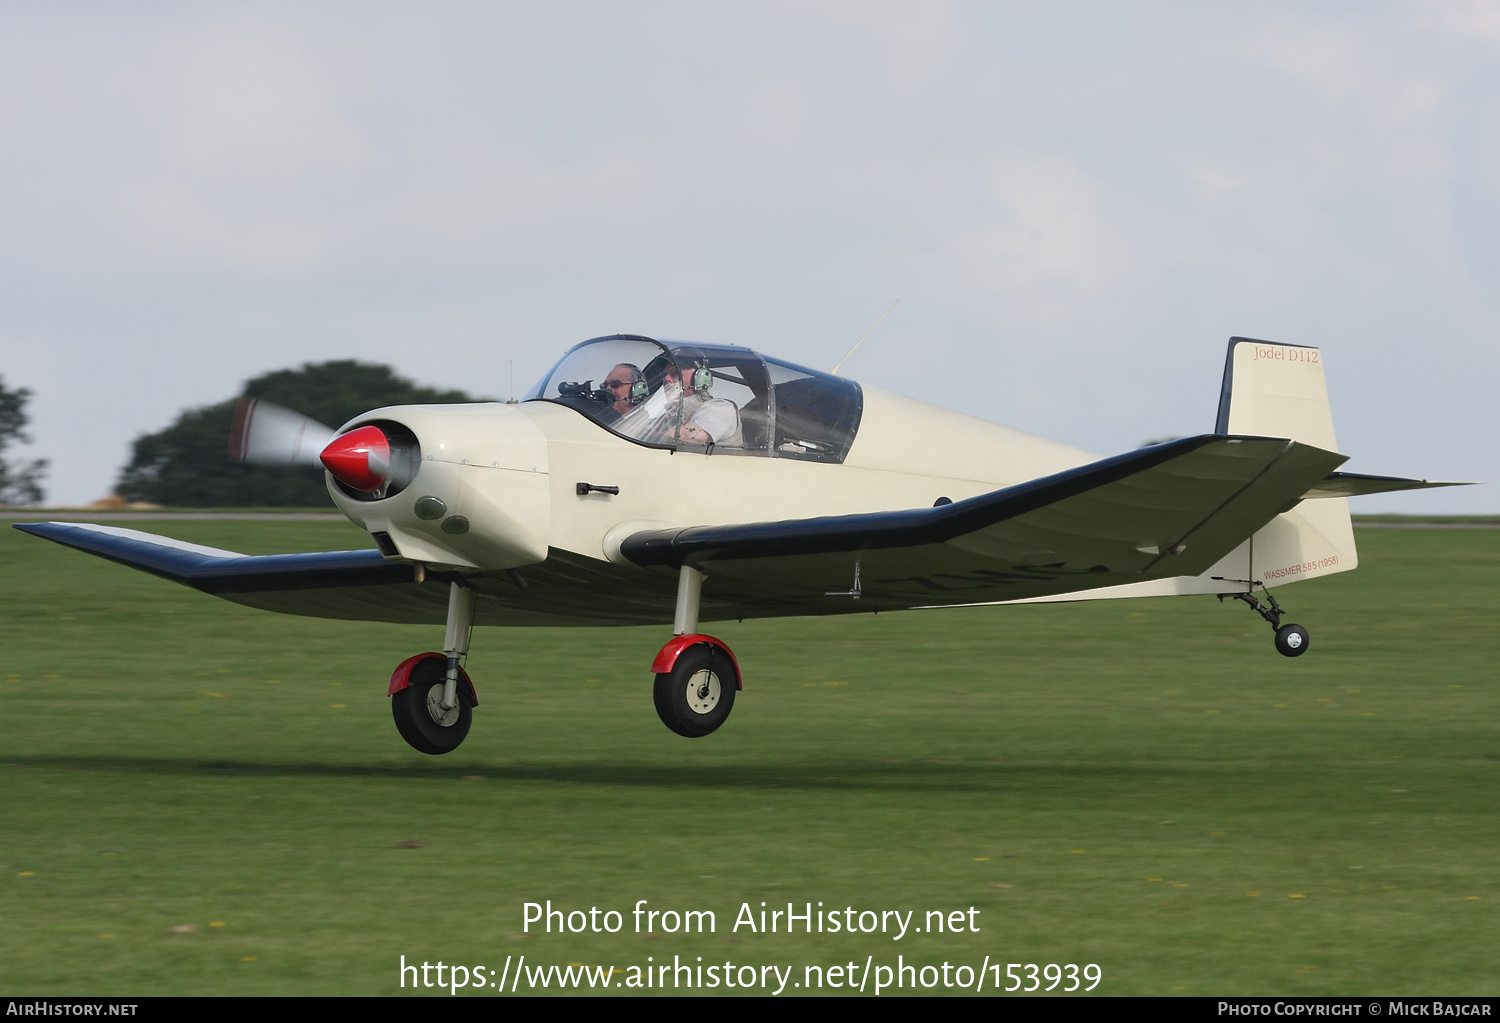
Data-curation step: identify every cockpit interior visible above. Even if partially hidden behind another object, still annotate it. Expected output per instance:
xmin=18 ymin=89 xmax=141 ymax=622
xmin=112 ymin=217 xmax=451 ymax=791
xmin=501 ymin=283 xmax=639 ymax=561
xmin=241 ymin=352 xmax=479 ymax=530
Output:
xmin=526 ymin=335 xmax=863 ymax=462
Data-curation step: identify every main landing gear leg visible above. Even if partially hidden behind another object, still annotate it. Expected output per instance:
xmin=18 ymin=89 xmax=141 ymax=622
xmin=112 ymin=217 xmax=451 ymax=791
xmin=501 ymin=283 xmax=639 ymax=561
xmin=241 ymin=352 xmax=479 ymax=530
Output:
xmin=674 ymin=564 xmax=703 ymax=637
xmin=652 ymin=565 xmax=739 ymax=738
xmin=391 ymin=581 xmax=478 ymax=754
xmin=1218 ymin=585 xmax=1310 ymax=658
xmin=440 ymin=582 xmax=478 ymax=712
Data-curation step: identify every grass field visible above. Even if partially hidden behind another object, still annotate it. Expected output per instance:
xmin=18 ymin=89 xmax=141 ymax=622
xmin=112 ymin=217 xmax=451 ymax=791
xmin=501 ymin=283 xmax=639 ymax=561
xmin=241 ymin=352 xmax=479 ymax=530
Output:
xmin=1 ymin=519 xmax=1496 ymax=996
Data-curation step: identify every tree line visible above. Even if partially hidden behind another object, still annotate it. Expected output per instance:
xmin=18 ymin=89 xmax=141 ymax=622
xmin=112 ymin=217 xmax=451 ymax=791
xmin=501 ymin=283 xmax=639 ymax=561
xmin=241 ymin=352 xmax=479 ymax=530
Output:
xmin=0 ymin=377 xmax=47 ymax=506
xmin=114 ymin=361 xmax=481 ymax=507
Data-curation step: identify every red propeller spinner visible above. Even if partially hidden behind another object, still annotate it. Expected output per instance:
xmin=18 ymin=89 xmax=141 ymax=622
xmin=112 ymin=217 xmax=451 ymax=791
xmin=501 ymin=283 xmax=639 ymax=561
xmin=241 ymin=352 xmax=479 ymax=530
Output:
xmin=320 ymin=425 xmax=392 ymax=492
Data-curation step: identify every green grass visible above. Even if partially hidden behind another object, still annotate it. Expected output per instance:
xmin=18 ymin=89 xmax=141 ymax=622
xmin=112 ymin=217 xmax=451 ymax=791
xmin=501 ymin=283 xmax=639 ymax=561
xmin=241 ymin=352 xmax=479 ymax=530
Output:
xmin=0 ymin=521 xmax=1496 ymax=996
xmin=1352 ymin=514 xmax=1500 ymax=525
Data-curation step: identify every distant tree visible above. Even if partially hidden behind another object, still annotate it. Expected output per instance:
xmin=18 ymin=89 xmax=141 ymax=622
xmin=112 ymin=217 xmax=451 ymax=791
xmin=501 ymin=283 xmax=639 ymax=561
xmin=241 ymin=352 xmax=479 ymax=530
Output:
xmin=115 ymin=361 xmax=478 ymax=508
xmin=0 ymin=376 xmax=47 ymax=506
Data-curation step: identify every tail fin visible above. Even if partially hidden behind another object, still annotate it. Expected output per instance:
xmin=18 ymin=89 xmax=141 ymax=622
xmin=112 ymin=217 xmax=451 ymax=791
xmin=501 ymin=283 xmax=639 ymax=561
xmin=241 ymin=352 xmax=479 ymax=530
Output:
xmin=1216 ymin=337 xmax=1338 ymax=450
xmin=1214 ymin=337 xmax=1356 ymax=590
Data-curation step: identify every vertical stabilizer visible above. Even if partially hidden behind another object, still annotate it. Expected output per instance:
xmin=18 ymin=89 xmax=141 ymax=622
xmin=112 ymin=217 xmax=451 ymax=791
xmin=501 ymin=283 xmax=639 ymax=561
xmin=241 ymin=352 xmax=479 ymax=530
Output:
xmin=1215 ymin=337 xmax=1356 ymax=589
xmin=1216 ymin=337 xmax=1338 ymax=450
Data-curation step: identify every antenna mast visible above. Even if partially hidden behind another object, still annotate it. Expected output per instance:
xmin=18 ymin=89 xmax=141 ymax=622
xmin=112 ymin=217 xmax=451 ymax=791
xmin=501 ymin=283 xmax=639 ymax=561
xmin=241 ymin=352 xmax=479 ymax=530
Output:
xmin=832 ymin=299 xmax=899 ymax=376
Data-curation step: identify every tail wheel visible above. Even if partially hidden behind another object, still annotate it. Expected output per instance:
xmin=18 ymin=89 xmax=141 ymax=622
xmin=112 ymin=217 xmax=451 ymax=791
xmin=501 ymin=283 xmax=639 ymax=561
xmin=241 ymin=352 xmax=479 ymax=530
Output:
xmin=1274 ymin=624 xmax=1310 ymax=658
xmin=654 ymin=644 xmax=736 ymax=738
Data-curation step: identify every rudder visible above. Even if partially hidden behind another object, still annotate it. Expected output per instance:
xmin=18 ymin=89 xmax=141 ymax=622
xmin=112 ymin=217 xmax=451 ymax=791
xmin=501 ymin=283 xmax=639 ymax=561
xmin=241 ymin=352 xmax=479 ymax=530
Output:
xmin=1215 ymin=337 xmax=1356 ymax=589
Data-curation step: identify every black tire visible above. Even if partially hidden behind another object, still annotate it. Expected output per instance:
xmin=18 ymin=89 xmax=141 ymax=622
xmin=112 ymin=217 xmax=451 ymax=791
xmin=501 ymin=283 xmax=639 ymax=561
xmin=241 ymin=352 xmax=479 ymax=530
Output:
xmin=1274 ymin=624 xmax=1310 ymax=658
xmin=391 ymin=656 xmax=473 ymax=754
xmin=653 ymin=644 xmax=736 ymax=738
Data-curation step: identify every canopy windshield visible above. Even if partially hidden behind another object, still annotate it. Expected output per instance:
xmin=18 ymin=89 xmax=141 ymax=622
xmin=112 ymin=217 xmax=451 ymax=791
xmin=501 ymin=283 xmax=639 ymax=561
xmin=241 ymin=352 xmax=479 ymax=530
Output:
xmin=526 ymin=335 xmax=861 ymax=461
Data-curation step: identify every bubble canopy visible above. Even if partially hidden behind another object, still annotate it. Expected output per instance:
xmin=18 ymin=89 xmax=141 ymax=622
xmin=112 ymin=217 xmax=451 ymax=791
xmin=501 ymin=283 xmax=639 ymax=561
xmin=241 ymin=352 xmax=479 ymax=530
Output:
xmin=525 ymin=335 xmax=863 ymax=462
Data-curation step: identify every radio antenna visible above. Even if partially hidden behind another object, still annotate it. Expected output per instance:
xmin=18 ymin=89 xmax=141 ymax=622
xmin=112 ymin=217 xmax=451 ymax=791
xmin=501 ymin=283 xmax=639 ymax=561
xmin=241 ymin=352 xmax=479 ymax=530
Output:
xmin=832 ymin=299 xmax=898 ymax=376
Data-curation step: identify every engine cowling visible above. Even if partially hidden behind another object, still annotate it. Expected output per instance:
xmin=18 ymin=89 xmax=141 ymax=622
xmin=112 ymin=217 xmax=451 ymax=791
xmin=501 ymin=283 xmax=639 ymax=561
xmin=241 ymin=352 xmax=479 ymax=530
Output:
xmin=325 ymin=404 xmax=551 ymax=571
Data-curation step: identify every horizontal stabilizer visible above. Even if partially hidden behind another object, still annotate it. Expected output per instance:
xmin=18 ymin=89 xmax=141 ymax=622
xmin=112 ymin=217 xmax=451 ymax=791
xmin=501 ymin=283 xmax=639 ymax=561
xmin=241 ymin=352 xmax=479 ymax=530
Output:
xmin=1301 ymin=472 xmax=1477 ymax=500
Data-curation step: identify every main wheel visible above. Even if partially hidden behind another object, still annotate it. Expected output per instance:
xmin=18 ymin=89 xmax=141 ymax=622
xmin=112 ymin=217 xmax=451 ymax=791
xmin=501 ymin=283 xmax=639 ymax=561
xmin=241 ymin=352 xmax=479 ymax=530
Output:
xmin=653 ymin=644 xmax=736 ymax=738
xmin=1274 ymin=623 xmax=1310 ymax=658
xmin=391 ymin=656 xmax=473 ymax=754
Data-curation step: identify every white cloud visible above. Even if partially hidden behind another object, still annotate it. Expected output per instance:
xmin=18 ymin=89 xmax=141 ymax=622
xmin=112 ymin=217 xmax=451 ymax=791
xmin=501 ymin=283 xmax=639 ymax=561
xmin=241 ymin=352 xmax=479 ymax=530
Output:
xmin=953 ymin=156 xmax=1134 ymax=306
xmin=1249 ymin=19 xmax=1447 ymax=126
xmin=1419 ymin=0 xmax=1500 ymax=44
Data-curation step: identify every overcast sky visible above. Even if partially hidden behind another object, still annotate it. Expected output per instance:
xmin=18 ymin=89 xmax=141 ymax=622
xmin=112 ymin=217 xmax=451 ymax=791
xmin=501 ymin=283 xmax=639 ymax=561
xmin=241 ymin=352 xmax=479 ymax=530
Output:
xmin=2 ymin=1 xmax=1495 ymax=511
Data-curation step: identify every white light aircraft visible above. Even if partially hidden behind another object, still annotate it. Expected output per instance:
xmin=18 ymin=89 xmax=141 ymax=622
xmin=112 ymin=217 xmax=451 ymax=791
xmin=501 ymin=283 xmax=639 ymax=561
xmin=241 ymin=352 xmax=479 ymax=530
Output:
xmin=16 ymin=335 xmax=1465 ymax=754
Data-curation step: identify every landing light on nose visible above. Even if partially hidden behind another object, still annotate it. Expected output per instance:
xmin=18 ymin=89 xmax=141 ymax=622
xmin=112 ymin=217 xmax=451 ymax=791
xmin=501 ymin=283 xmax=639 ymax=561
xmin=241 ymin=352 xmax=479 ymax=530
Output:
xmin=320 ymin=425 xmax=391 ymax=492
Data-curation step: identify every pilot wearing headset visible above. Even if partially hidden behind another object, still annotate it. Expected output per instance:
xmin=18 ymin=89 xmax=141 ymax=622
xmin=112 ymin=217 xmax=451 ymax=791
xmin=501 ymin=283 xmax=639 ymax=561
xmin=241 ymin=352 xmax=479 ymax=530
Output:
xmin=603 ymin=363 xmax=644 ymax=418
xmin=612 ymin=357 xmax=742 ymax=448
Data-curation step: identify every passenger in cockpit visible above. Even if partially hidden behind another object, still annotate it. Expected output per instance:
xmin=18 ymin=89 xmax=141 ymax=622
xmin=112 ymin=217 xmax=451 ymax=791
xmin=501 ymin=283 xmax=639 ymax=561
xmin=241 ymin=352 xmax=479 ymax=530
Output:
xmin=615 ymin=361 xmax=742 ymax=448
xmin=674 ymin=364 xmax=742 ymax=448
